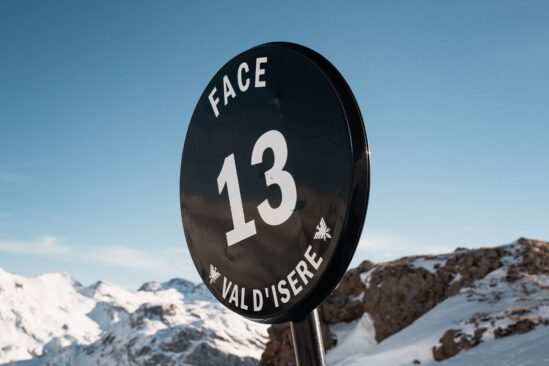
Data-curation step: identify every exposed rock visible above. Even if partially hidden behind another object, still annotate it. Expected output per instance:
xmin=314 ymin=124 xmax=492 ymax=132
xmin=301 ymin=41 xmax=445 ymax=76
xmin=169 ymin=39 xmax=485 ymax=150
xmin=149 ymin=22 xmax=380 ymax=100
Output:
xmin=131 ymin=303 xmax=178 ymax=328
xmin=259 ymin=317 xmax=334 ymax=366
xmin=432 ymin=327 xmax=486 ymax=361
xmin=259 ymin=324 xmax=294 ymax=366
xmin=517 ymin=238 xmax=549 ymax=275
xmin=184 ymin=342 xmax=259 ymax=366
xmin=494 ymin=319 xmax=537 ymax=338
xmin=321 ymin=260 xmax=374 ymax=325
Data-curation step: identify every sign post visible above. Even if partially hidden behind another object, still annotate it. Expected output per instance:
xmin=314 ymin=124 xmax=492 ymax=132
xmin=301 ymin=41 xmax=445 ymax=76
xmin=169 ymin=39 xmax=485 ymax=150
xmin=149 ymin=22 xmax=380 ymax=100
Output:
xmin=291 ymin=308 xmax=326 ymax=366
xmin=180 ymin=42 xmax=369 ymax=365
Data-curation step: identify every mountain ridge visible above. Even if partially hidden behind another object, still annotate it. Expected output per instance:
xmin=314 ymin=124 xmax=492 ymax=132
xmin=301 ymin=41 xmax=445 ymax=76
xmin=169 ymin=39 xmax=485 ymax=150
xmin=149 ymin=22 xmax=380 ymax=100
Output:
xmin=260 ymin=238 xmax=549 ymax=365
xmin=0 ymin=267 xmax=268 ymax=365
xmin=1 ymin=238 xmax=547 ymax=365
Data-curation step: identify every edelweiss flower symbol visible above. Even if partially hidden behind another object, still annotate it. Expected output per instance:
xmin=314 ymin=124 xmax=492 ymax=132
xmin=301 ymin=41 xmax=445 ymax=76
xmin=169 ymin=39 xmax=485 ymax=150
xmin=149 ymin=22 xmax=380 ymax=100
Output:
xmin=314 ymin=217 xmax=332 ymax=242
xmin=209 ymin=264 xmax=221 ymax=284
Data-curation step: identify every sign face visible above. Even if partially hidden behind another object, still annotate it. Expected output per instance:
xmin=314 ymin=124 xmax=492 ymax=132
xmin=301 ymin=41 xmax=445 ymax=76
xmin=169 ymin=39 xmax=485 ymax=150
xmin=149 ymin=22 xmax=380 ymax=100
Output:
xmin=180 ymin=42 xmax=369 ymax=323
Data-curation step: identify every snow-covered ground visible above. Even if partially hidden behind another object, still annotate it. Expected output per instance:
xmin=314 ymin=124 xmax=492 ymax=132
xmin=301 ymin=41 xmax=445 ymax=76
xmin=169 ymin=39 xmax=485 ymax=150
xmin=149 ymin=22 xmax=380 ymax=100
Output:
xmin=327 ymin=242 xmax=549 ymax=366
xmin=2 ymin=239 xmax=548 ymax=365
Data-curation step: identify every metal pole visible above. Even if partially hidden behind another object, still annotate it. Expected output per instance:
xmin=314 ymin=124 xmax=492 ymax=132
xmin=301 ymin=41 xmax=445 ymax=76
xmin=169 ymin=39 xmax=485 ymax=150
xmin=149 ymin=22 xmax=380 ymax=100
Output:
xmin=290 ymin=308 xmax=326 ymax=366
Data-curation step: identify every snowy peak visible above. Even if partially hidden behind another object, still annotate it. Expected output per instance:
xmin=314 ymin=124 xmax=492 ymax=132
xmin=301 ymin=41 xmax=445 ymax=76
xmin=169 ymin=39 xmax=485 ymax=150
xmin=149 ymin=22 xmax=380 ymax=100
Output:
xmin=0 ymin=268 xmax=100 ymax=364
xmin=139 ymin=278 xmax=195 ymax=292
xmin=139 ymin=277 xmax=214 ymax=302
xmin=0 ymin=267 xmax=267 ymax=365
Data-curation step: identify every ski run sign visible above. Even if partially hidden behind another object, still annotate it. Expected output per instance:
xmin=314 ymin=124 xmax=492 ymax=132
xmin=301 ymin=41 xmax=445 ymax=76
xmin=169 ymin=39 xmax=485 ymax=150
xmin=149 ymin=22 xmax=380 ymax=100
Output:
xmin=180 ymin=43 xmax=369 ymax=323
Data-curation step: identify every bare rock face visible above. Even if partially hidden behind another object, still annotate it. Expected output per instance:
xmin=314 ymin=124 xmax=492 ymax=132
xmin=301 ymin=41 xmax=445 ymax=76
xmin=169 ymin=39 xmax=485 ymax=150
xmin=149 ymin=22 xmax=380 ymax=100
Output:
xmin=259 ymin=238 xmax=549 ymax=366
xmin=259 ymin=324 xmax=294 ymax=366
xmin=494 ymin=319 xmax=537 ymax=338
xmin=432 ymin=328 xmax=486 ymax=361
xmin=260 ymin=318 xmax=335 ymax=366
xmin=358 ymin=260 xmax=444 ymax=341
xmin=516 ymin=238 xmax=549 ymax=275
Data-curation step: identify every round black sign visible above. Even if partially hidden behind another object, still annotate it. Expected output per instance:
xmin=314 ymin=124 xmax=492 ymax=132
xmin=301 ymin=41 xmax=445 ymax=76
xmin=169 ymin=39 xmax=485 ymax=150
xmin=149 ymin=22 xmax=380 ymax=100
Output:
xmin=180 ymin=42 xmax=369 ymax=323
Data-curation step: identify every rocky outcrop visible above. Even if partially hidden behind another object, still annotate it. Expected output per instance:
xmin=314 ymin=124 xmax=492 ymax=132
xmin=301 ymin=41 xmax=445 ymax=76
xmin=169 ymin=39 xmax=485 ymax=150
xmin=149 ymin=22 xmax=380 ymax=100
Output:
xmin=508 ymin=238 xmax=549 ymax=278
xmin=260 ymin=238 xmax=549 ymax=365
xmin=259 ymin=325 xmax=294 ymax=366
xmin=432 ymin=327 xmax=486 ymax=361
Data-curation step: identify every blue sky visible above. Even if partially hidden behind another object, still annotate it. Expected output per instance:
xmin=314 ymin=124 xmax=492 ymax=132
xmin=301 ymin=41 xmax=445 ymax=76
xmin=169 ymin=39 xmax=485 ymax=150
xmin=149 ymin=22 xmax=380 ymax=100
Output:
xmin=1 ymin=1 xmax=548 ymax=289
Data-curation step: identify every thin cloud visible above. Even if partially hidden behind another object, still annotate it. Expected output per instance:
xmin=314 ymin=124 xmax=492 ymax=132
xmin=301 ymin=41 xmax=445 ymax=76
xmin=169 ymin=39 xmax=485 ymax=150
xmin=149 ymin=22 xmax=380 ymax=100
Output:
xmin=0 ymin=236 xmax=187 ymax=275
xmin=357 ymin=232 xmax=458 ymax=262
xmin=0 ymin=236 xmax=71 ymax=255
xmin=84 ymin=245 xmax=181 ymax=274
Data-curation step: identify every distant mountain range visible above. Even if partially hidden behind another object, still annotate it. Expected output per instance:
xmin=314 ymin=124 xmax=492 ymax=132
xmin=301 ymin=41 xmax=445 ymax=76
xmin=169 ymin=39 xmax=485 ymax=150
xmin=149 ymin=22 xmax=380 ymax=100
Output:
xmin=1 ymin=238 xmax=547 ymax=365
xmin=0 ymin=267 xmax=267 ymax=365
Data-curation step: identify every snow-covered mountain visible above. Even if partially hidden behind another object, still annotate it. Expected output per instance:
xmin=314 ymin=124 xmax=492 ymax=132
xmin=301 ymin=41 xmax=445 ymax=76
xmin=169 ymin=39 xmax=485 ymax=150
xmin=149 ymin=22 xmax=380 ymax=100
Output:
xmin=2 ymin=238 xmax=548 ymax=366
xmin=261 ymin=238 xmax=549 ymax=365
xmin=0 ymin=268 xmax=268 ymax=365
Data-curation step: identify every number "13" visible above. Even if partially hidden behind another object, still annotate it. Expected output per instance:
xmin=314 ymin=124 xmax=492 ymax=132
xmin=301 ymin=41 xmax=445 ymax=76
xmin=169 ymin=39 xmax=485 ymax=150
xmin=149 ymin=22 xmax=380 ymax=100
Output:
xmin=217 ymin=130 xmax=297 ymax=246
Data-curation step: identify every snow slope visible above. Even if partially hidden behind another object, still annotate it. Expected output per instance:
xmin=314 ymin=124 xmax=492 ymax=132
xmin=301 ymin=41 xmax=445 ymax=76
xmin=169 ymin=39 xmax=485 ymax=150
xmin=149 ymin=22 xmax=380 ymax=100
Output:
xmin=438 ymin=325 xmax=549 ymax=366
xmin=327 ymin=242 xmax=549 ymax=366
xmin=0 ymin=268 xmax=100 ymax=363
